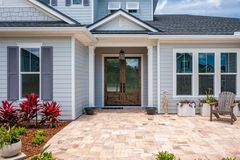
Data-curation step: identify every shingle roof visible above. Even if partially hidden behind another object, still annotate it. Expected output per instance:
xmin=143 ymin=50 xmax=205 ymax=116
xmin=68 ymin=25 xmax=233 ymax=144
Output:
xmin=146 ymin=14 xmax=240 ymax=35
xmin=0 ymin=21 xmax=83 ymax=27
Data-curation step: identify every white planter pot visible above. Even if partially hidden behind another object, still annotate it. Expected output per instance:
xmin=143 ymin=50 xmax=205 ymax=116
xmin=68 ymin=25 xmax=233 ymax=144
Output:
xmin=200 ymin=103 xmax=211 ymax=117
xmin=177 ymin=103 xmax=195 ymax=117
xmin=233 ymin=103 xmax=240 ymax=116
xmin=0 ymin=140 xmax=22 ymax=158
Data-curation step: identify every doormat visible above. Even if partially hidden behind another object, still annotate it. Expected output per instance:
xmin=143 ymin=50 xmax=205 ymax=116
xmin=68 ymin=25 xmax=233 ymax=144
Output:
xmin=102 ymin=107 xmax=124 ymax=109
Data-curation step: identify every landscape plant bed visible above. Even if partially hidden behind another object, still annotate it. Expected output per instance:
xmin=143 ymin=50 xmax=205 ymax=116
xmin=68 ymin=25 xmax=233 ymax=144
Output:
xmin=20 ymin=121 xmax=70 ymax=157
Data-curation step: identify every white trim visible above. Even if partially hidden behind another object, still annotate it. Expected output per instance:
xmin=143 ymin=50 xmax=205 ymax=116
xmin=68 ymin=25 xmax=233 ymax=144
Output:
xmin=234 ymin=32 xmax=240 ymax=36
xmin=147 ymin=46 xmax=153 ymax=106
xmin=71 ymin=37 xmax=76 ymax=120
xmin=101 ymin=54 xmax=144 ymax=107
xmin=18 ymin=45 xmax=42 ymax=100
xmin=27 ymin=0 xmax=77 ymax=24
xmin=157 ymin=41 xmax=161 ymax=113
xmin=88 ymin=10 xmax=158 ymax=32
xmin=108 ymin=2 xmax=121 ymax=10
xmin=126 ymin=2 xmax=139 ymax=10
xmin=92 ymin=0 xmax=94 ymax=24
xmin=89 ymin=46 xmax=95 ymax=107
xmin=173 ymin=48 xmax=240 ymax=98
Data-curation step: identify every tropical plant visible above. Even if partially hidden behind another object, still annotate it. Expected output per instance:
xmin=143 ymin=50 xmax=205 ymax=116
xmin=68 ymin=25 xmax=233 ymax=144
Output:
xmin=0 ymin=126 xmax=21 ymax=149
xmin=15 ymin=126 xmax=27 ymax=136
xmin=32 ymin=130 xmax=45 ymax=145
xmin=0 ymin=101 xmax=18 ymax=125
xmin=155 ymin=151 xmax=176 ymax=160
xmin=19 ymin=93 xmax=40 ymax=122
xmin=40 ymin=102 xmax=61 ymax=127
xmin=29 ymin=145 xmax=55 ymax=160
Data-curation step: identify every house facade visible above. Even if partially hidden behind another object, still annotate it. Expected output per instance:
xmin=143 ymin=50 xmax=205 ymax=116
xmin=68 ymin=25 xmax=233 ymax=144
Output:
xmin=0 ymin=0 xmax=240 ymax=120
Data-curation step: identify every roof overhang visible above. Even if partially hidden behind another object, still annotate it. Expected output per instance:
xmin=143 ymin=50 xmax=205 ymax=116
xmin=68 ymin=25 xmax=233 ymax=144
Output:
xmin=27 ymin=0 xmax=78 ymax=24
xmin=88 ymin=10 xmax=159 ymax=32
xmin=0 ymin=27 xmax=96 ymax=46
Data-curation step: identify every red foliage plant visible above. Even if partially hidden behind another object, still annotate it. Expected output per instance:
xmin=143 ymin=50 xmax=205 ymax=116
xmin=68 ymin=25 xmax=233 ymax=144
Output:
xmin=0 ymin=101 xmax=18 ymax=125
xmin=40 ymin=101 xmax=61 ymax=127
xmin=19 ymin=93 xmax=39 ymax=122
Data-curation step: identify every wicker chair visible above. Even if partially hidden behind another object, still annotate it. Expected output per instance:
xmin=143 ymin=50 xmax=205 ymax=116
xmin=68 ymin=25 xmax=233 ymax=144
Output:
xmin=210 ymin=92 xmax=237 ymax=124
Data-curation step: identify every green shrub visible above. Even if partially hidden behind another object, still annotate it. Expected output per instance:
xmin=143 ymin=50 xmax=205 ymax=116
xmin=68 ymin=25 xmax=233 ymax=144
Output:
xmin=222 ymin=157 xmax=236 ymax=160
xmin=15 ymin=127 xmax=27 ymax=135
xmin=32 ymin=130 xmax=45 ymax=145
xmin=0 ymin=126 xmax=20 ymax=149
xmin=155 ymin=151 xmax=176 ymax=160
xmin=29 ymin=145 xmax=55 ymax=160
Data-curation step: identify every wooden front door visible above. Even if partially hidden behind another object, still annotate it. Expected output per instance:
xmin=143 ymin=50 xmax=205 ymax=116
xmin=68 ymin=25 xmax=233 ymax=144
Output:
xmin=104 ymin=57 xmax=141 ymax=106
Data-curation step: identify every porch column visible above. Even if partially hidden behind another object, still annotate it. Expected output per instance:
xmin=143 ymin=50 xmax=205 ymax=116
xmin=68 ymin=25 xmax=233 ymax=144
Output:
xmin=147 ymin=45 xmax=153 ymax=107
xmin=89 ymin=46 xmax=95 ymax=107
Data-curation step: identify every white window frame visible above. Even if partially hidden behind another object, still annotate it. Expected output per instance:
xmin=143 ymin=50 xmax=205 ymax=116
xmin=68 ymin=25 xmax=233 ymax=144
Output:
xmin=18 ymin=43 xmax=42 ymax=100
xmin=126 ymin=2 xmax=139 ymax=13
xmin=220 ymin=52 xmax=238 ymax=94
xmin=108 ymin=2 xmax=121 ymax=10
xmin=173 ymin=52 xmax=193 ymax=97
xmin=173 ymin=48 xmax=240 ymax=98
xmin=198 ymin=52 xmax=215 ymax=96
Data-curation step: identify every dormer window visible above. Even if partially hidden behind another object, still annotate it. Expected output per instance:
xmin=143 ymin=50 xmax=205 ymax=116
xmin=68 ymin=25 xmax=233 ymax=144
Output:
xmin=108 ymin=2 xmax=121 ymax=14
xmin=39 ymin=0 xmax=57 ymax=6
xmin=73 ymin=0 xmax=83 ymax=5
xmin=126 ymin=2 xmax=139 ymax=13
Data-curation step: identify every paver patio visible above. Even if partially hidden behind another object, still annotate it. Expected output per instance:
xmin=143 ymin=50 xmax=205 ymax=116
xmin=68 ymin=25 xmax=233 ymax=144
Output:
xmin=46 ymin=109 xmax=240 ymax=160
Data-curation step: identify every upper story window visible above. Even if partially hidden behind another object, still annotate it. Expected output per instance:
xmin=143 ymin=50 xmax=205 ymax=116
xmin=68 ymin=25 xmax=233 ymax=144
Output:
xmin=73 ymin=0 xmax=83 ymax=5
xmin=126 ymin=2 xmax=139 ymax=13
xmin=39 ymin=0 xmax=57 ymax=6
xmin=108 ymin=2 xmax=121 ymax=14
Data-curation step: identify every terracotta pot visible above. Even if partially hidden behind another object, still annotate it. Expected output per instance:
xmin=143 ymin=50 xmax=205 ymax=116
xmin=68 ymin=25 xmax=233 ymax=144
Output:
xmin=146 ymin=107 xmax=157 ymax=115
xmin=0 ymin=140 xmax=22 ymax=158
xmin=85 ymin=107 xmax=95 ymax=115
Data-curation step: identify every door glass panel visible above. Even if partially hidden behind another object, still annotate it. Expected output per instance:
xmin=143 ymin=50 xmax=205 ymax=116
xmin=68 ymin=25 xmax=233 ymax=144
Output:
xmin=106 ymin=58 xmax=120 ymax=92
xmin=125 ymin=58 xmax=139 ymax=92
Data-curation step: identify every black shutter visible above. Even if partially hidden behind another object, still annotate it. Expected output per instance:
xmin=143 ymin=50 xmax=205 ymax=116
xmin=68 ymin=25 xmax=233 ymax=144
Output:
xmin=7 ymin=47 xmax=19 ymax=101
xmin=66 ymin=0 xmax=71 ymax=6
xmin=52 ymin=0 xmax=58 ymax=6
xmin=83 ymin=0 xmax=89 ymax=6
xmin=41 ymin=46 xmax=53 ymax=101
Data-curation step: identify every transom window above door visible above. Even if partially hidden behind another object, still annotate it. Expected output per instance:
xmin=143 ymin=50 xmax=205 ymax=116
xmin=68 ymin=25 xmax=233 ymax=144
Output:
xmin=20 ymin=48 xmax=40 ymax=98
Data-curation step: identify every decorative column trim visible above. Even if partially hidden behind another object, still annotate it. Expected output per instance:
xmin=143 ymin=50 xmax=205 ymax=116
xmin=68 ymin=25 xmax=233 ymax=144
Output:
xmin=157 ymin=42 xmax=161 ymax=113
xmin=71 ymin=37 xmax=76 ymax=120
xmin=147 ymin=45 xmax=153 ymax=107
xmin=89 ymin=46 xmax=96 ymax=107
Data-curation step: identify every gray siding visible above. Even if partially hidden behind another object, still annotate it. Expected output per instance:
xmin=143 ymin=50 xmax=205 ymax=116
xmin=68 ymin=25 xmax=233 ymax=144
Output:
xmin=0 ymin=7 xmax=58 ymax=21
xmin=95 ymin=0 xmax=153 ymax=21
xmin=143 ymin=53 xmax=148 ymax=106
xmin=53 ymin=0 xmax=93 ymax=24
xmin=74 ymin=39 xmax=89 ymax=118
xmin=159 ymin=43 xmax=240 ymax=113
xmin=0 ymin=37 xmax=72 ymax=120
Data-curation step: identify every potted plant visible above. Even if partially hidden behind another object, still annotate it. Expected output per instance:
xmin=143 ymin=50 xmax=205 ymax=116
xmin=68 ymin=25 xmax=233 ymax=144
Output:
xmin=0 ymin=126 xmax=22 ymax=158
xmin=177 ymin=100 xmax=196 ymax=117
xmin=199 ymin=91 xmax=217 ymax=117
xmin=84 ymin=107 xmax=95 ymax=115
xmin=146 ymin=107 xmax=157 ymax=115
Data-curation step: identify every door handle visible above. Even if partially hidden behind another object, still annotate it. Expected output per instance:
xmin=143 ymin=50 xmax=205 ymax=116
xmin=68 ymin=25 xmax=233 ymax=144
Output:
xmin=120 ymin=83 xmax=122 ymax=93
xmin=123 ymin=83 xmax=125 ymax=93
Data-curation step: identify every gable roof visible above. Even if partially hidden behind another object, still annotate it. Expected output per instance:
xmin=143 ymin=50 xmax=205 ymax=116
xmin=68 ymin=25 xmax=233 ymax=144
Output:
xmin=146 ymin=14 xmax=240 ymax=35
xmin=88 ymin=9 xmax=161 ymax=33
xmin=27 ymin=0 xmax=79 ymax=24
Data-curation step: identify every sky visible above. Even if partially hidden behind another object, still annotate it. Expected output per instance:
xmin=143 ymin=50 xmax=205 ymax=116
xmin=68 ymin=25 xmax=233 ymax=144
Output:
xmin=155 ymin=0 xmax=240 ymax=18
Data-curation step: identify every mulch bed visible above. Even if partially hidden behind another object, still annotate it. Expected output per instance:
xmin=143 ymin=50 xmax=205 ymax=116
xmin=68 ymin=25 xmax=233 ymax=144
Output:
xmin=21 ymin=121 xmax=70 ymax=157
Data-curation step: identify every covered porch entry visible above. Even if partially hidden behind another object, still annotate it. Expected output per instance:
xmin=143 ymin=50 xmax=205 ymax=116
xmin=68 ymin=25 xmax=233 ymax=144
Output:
xmin=89 ymin=47 xmax=153 ymax=108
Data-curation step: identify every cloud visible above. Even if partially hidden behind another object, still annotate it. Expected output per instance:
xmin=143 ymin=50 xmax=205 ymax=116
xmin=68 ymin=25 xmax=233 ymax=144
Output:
xmin=155 ymin=0 xmax=240 ymax=18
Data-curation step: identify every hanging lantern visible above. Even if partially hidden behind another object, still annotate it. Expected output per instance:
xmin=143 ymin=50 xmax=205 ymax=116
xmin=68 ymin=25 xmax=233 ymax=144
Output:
xmin=119 ymin=49 xmax=125 ymax=61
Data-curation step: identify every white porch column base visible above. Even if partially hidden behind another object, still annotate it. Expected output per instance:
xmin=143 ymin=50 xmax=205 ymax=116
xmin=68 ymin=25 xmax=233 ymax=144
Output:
xmin=89 ymin=46 xmax=95 ymax=107
xmin=147 ymin=45 xmax=153 ymax=107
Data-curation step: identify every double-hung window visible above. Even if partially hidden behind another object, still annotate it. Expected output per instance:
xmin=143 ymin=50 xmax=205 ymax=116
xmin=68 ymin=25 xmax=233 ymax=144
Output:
xmin=221 ymin=53 xmax=237 ymax=94
xmin=176 ymin=53 xmax=192 ymax=95
xmin=20 ymin=48 xmax=40 ymax=98
xmin=198 ymin=53 xmax=215 ymax=95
